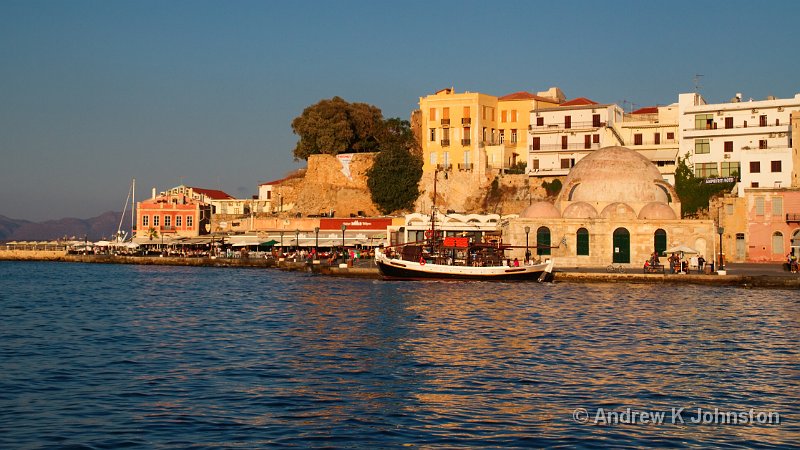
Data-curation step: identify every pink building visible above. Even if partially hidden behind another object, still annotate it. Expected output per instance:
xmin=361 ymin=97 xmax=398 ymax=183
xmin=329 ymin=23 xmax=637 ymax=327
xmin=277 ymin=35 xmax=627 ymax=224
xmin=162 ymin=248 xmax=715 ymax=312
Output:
xmin=745 ymin=188 xmax=800 ymax=262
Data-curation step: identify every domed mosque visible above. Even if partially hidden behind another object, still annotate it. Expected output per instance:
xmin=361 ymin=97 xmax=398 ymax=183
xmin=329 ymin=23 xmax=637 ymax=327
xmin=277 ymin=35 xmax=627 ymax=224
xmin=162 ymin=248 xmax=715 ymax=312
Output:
xmin=508 ymin=146 xmax=716 ymax=268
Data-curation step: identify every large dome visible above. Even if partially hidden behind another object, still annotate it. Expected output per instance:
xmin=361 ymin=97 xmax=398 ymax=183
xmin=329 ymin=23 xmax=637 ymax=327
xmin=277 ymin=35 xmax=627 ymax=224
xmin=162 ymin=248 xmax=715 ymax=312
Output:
xmin=559 ymin=146 xmax=669 ymax=204
xmin=519 ymin=201 xmax=561 ymax=219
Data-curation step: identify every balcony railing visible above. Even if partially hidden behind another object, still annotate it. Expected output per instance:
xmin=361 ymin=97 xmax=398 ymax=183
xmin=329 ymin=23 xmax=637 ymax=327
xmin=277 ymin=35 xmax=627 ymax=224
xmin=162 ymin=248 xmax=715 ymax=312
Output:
xmin=530 ymin=143 xmax=602 ymax=151
xmin=461 ymin=139 xmax=471 ymax=146
xmin=529 ymin=120 xmax=606 ymax=130
xmin=461 ymin=118 xmax=471 ymax=125
xmin=441 ymin=139 xmax=451 ymax=147
xmin=436 ymin=164 xmax=452 ymax=171
xmin=458 ymin=163 xmax=473 ymax=171
xmin=787 ymin=213 xmax=800 ymax=223
xmin=441 ymin=119 xmax=450 ymax=126
xmin=630 ymin=139 xmax=678 ymax=146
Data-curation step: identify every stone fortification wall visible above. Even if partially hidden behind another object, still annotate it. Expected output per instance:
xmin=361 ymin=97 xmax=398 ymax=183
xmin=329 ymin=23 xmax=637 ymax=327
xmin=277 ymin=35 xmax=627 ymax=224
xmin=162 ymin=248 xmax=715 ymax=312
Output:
xmin=290 ymin=153 xmax=380 ymax=217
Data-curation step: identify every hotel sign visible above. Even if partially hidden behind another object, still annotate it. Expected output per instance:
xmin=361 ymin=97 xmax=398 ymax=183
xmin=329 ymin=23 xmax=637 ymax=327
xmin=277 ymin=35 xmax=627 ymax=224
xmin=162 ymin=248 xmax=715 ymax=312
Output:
xmin=704 ymin=177 xmax=736 ymax=184
xmin=320 ymin=218 xmax=393 ymax=231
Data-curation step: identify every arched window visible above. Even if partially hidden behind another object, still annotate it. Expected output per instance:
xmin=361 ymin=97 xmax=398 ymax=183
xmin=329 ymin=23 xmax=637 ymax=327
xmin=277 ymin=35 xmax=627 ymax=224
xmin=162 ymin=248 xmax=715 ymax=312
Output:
xmin=654 ymin=229 xmax=667 ymax=256
xmin=537 ymin=226 xmax=551 ymax=256
xmin=568 ymin=183 xmax=580 ymax=201
xmin=772 ymin=231 xmax=784 ymax=255
xmin=613 ymin=227 xmax=630 ymax=263
xmin=576 ymin=228 xmax=589 ymax=256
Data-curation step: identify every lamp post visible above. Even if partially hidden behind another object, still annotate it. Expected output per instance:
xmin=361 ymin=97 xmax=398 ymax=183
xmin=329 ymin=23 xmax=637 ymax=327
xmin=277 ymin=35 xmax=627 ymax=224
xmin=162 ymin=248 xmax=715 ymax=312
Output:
xmin=718 ymin=226 xmax=725 ymax=271
xmin=524 ymin=226 xmax=531 ymax=263
xmin=280 ymin=231 xmax=284 ymax=253
xmin=341 ymin=224 xmax=347 ymax=265
xmin=295 ymin=229 xmax=300 ymax=253
xmin=314 ymin=226 xmax=320 ymax=257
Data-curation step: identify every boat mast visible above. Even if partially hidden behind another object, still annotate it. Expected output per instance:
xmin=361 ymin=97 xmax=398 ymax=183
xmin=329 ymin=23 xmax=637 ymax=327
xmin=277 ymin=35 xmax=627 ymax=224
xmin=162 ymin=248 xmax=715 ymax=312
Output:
xmin=431 ymin=169 xmax=437 ymax=249
xmin=131 ymin=178 xmax=135 ymax=241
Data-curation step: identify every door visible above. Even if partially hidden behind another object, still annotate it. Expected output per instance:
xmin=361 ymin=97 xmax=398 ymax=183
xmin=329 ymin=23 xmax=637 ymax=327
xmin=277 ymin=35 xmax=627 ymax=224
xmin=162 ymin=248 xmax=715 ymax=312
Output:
xmin=613 ymin=228 xmax=630 ymax=263
xmin=736 ymin=233 xmax=746 ymax=260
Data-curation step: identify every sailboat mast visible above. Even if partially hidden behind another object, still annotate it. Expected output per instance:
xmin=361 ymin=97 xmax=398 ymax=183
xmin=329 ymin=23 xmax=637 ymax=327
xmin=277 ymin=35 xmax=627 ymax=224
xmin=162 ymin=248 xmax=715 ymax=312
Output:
xmin=131 ymin=178 xmax=135 ymax=240
xmin=431 ymin=170 xmax=436 ymax=246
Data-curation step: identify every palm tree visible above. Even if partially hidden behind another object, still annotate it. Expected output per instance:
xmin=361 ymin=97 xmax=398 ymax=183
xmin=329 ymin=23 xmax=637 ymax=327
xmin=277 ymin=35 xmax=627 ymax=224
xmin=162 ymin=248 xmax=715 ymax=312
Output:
xmin=148 ymin=227 xmax=159 ymax=241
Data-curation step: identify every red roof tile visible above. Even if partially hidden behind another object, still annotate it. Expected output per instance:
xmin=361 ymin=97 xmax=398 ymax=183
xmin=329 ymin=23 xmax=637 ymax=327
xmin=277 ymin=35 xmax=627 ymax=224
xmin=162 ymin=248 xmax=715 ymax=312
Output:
xmin=499 ymin=91 xmax=561 ymax=103
xmin=559 ymin=97 xmax=598 ymax=107
xmin=631 ymin=106 xmax=659 ymax=114
xmin=190 ymin=187 xmax=234 ymax=200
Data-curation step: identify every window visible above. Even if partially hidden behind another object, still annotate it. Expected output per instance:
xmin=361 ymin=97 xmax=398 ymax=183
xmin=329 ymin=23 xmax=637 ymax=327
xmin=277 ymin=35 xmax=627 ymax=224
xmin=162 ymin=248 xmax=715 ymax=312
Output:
xmin=501 ymin=110 xmax=507 ymax=123
xmin=186 ymin=216 xmax=193 ymax=228
xmin=593 ymin=134 xmax=600 ymax=143
xmin=584 ymin=135 xmax=591 ymax=149
xmin=176 ymin=216 xmax=182 ymax=227
xmin=430 ymin=152 xmax=437 ymax=165
xmin=463 ymin=106 xmax=470 ymax=118
xmin=266 ymin=190 xmax=271 ymax=200
xmin=695 ymin=139 xmax=710 ymax=154
xmin=560 ymin=159 xmax=571 ymax=169
xmin=164 ymin=216 xmax=171 ymax=228
xmin=755 ymin=197 xmax=765 ymax=215
xmin=532 ymin=159 xmax=539 ymax=170
xmin=142 ymin=215 xmax=149 ymax=227
xmin=429 ymin=108 xmax=436 ymax=121
xmin=771 ymin=160 xmax=782 ymax=172
xmin=721 ymin=161 xmax=740 ymax=177
xmin=724 ymin=141 xmax=733 ymax=152
xmin=654 ymin=229 xmax=667 ymax=256
xmin=592 ymin=114 xmax=601 ymax=127
xmin=499 ymin=130 xmax=505 ymax=144
xmin=725 ymin=117 xmax=733 ymax=129
xmin=443 ymin=151 xmax=449 ymax=167
xmin=153 ymin=215 xmax=160 ymax=227
xmin=772 ymin=197 xmax=783 ymax=216
xmin=577 ymin=228 xmax=589 ymax=256
xmin=537 ymin=226 xmax=551 ymax=256
xmin=564 ymin=116 xmax=571 ymax=129
xmin=531 ymin=137 xmax=540 ymax=150
xmin=654 ymin=133 xmax=661 ymax=145
xmin=429 ymin=128 xmax=436 ymax=141
xmin=667 ymin=132 xmax=675 ymax=140
xmin=561 ymin=135 xmax=568 ymax=149
xmin=442 ymin=107 xmax=449 ymax=119
xmin=511 ymin=129 xmax=517 ymax=144
xmin=511 ymin=110 xmax=517 ymax=122
xmin=695 ymin=113 xmax=714 ymax=129
xmin=750 ymin=161 xmax=760 ymax=173
xmin=441 ymin=128 xmax=449 ymax=146
xmin=725 ymin=204 xmax=733 ymax=215
xmin=760 ymin=115 xmax=767 ymax=127
xmin=760 ymin=139 xmax=768 ymax=149
xmin=634 ymin=134 xmax=643 ymax=145
xmin=536 ymin=117 xmax=544 ymax=126
xmin=463 ymin=127 xmax=470 ymax=145
xmin=743 ymin=120 xmax=747 ymax=128
xmin=694 ymin=162 xmax=718 ymax=178
xmin=776 ymin=118 xmax=780 ymax=126
xmin=751 ymin=182 xmax=760 ymax=188
xmin=464 ymin=150 xmax=470 ymax=166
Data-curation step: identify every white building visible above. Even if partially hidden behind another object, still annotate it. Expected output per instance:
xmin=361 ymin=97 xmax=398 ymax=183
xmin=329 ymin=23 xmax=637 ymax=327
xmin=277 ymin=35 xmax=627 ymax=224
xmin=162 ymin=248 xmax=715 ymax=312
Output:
xmin=678 ymin=92 xmax=800 ymax=195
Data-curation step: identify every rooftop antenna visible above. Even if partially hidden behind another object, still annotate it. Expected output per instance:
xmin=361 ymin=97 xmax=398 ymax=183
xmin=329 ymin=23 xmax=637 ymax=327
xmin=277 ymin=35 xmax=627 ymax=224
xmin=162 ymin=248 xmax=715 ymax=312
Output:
xmin=693 ymin=74 xmax=704 ymax=93
xmin=619 ymin=100 xmax=639 ymax=114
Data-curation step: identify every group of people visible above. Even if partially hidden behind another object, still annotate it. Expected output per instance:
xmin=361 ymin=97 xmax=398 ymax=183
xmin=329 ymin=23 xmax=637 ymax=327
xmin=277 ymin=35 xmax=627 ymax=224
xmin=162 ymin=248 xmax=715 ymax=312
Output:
xmin=644 ymin=251 xmax=706 ymax=274
xmin=787 ymin=252 xmax=799 ymax=273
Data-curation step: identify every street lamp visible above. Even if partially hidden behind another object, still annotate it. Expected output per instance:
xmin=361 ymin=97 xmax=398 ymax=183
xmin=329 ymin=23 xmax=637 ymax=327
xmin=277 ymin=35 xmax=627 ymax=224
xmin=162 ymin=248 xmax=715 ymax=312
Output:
xmin=280 ymin=231 xmax=284 ymax=252
xmin=524 ymin=226 xmax=531 ymax=263
xmin=341 ymin=224 xmax=347 ymax=265
xmin=314 ymin=226 xmax=320 ymax=257
xmin=718 ymin=226 xmax=725 ymax=271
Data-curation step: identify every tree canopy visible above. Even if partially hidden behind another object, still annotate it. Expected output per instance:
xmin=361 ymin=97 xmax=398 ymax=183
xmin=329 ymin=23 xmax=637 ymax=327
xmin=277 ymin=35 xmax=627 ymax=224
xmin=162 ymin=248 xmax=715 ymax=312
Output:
xmin=366 ymin=119 xmax=423 ymax=214
xmin=291 ymin=97 xmax=384 ymax=160
xmin=674 ymin=154 xmax=736 ymax=217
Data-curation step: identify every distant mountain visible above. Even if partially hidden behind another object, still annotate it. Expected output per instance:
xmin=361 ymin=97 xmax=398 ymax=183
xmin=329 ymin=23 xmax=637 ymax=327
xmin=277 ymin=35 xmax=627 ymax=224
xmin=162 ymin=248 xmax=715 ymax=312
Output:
xmin=0 ymin=212 xmax=131 ymax=242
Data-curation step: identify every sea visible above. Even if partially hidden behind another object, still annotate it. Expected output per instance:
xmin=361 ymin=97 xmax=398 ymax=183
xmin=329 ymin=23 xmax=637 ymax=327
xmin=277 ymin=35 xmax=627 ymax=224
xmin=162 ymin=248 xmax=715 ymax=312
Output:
xmin=1 ymin=261 xmax=798 ymax=448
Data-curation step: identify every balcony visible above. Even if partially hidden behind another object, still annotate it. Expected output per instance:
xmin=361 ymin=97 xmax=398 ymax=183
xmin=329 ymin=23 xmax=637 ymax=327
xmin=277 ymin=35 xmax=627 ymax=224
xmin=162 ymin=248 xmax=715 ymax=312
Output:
xmin=530 ymin=143 xmax=602 ymax=152
xmin=441 ymin=119 xmax=450 ymax=127
xmin=787 ymin=213 xmax=800 ymax=223
xmin=529 ymin=120 xmax=606 ymax=131
xmin=461 ymin=138 xmax=471 ymax=146
xmin=461 ymin=118 xmax=471 ymax=125
xmin=436 ymin=164 xmax=452 ymax=171
xmin=683 ymin=121 xmax=791 ymax=139
xmin=441 ymin=139 xmax=451 ymax=147
xmin=458 ymin=163 xmax=473 ymax=171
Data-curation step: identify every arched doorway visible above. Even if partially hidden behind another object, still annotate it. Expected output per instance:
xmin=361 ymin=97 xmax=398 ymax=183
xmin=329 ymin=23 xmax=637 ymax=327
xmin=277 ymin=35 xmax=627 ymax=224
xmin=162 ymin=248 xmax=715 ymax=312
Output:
xmin=613 ymin=227 xmax=630 ymax=263
xmin=792 ymin=229 xmax=800 ymax=257
xmin=537 ymin=226 xmax=551 ymax=256
xmin=654 ymin=229 xmax=667 ymax=256
xmin=772 ymin=231 xmax=784 ymax=256
xmin=576 ymin=228 xmax=589 ymax=256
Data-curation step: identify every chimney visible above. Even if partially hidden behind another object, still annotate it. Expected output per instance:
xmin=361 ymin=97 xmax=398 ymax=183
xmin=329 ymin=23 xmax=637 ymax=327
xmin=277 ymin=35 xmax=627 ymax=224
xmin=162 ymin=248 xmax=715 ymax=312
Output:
xmin=152 ymin=187 xmax=156 ymax=199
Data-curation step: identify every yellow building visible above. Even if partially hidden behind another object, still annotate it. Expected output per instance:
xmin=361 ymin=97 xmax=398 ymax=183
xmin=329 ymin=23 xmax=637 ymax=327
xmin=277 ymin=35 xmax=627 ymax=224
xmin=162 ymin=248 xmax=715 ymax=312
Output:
xmin=419 ymin=87 xmax=562 ymax=174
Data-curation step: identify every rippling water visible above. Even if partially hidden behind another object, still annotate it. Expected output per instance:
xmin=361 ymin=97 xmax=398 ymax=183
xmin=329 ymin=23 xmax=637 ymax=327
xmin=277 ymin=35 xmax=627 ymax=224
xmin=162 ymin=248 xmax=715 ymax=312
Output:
xmin=1 ymin=261 xmax=798 ymax=448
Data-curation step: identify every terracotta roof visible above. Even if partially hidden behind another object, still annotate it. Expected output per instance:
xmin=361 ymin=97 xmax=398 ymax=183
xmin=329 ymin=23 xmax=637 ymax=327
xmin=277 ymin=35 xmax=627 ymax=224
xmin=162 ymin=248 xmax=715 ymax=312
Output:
xmin=259 ymin=177 xmax=289 ymax=186
xmin=559 ymin=97 xmax=598 ymax=107
xmin=499 ymin=91 xmax=561 ymax=103
xmin=631 ymin=106 xmax=659 ymax=115
xmin=190 ymin=187 xmax=234 ymax=200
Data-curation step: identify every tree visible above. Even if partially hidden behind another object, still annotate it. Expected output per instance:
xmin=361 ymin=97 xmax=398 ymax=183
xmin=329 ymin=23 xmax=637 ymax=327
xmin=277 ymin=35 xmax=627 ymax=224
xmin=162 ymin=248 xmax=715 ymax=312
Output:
xmin=542 ymin=179 xmax=562 ymax=197
xmin=291 ymin=97 xmax=384 ymax=160
xmin=674 ymin=154 xmax=736 ymax=217
xmin=506 ymin=161 xmax=527 ymax=175
xmin=366 ymin=119 xmax=423 ymax=214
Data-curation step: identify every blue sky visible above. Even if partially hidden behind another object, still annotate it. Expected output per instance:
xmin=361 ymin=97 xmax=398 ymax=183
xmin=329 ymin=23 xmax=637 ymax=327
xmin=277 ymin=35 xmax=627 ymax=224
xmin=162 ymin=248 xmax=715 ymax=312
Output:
xmin=1 ymin=0 xmax=798 ymax=221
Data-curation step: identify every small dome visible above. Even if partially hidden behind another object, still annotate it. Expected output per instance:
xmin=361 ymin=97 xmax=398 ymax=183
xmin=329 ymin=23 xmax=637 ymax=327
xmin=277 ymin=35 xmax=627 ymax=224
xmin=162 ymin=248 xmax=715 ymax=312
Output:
xmin=561 ymin=201 xmax=599 ymax=219
xmin=558 ymin=146 xmax=668 ymax=204
xmin=638 ymin=202 xmax=677 ymax=220
xmin=519 ymin=201 xmax=561 ymax=219
xmin=600 ymin=202 xmax=637 ymax=220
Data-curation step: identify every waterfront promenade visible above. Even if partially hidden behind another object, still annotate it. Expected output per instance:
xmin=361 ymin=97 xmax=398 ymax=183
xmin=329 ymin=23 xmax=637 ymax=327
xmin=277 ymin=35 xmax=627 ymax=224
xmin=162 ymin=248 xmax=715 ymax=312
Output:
xmin=1 ymin=250 xmax=798 ymax=288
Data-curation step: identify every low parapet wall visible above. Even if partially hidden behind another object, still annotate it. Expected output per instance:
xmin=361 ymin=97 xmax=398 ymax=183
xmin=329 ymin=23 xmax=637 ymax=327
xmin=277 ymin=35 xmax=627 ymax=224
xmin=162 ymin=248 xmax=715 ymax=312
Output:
xmin=0 ymin=250 xmax=68 ymax=260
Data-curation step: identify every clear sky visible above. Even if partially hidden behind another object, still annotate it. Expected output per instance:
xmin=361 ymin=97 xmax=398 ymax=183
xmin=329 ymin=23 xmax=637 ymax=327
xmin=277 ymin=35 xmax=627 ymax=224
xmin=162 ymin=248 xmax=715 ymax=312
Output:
xmin=2 ymin=0 xmax=799 ymax=221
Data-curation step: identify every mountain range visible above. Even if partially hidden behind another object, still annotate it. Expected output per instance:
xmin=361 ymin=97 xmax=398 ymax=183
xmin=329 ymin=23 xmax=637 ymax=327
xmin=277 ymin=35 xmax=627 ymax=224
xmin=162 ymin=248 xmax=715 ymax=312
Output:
xmin=0 ymin=212 xmax=132 ymax=242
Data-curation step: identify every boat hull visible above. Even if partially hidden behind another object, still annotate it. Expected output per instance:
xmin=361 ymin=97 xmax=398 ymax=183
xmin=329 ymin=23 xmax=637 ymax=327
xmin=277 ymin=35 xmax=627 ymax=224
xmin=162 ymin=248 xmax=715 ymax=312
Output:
xmin=375 ymin=255 xmax=554 ymax=282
